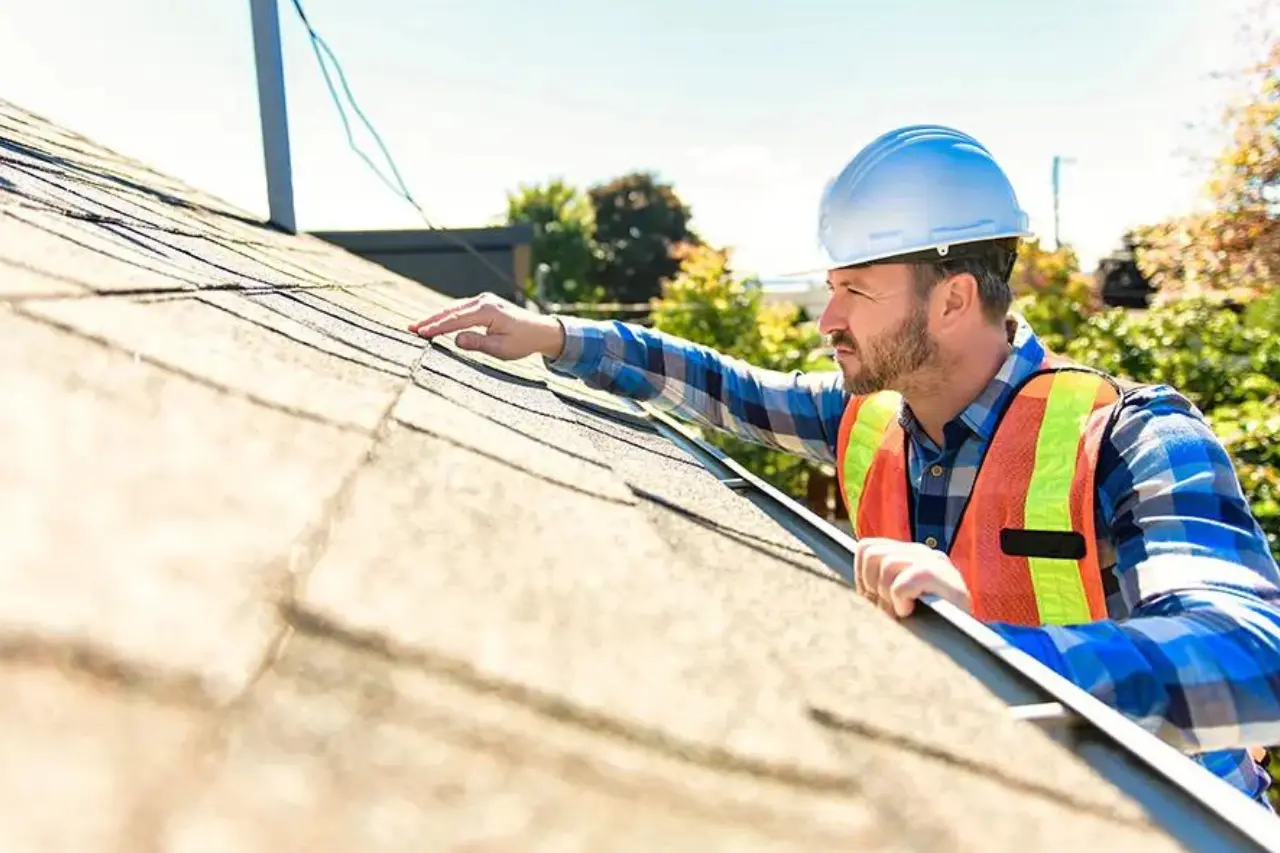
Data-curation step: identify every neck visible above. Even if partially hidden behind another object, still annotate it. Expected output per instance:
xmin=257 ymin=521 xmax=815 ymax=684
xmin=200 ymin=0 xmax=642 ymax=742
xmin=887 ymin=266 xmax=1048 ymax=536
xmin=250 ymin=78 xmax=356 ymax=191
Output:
xmin=901 ymin=321 xmax=1011 ymax=445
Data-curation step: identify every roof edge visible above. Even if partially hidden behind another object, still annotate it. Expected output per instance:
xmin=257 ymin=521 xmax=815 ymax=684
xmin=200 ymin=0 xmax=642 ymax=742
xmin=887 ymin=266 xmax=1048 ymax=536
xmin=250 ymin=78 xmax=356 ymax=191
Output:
xmin=310 ymin=224 xmax=534 ymax=254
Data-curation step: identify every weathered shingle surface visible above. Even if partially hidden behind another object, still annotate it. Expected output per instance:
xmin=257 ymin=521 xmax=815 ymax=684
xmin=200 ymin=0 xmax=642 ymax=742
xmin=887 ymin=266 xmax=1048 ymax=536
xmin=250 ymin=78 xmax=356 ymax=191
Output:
xmin=0 ymin=98 xmax=1190 ymax=852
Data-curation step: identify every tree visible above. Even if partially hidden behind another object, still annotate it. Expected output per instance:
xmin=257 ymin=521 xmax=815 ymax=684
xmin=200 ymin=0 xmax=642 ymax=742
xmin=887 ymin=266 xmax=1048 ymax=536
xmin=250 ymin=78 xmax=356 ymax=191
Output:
xmin=1133 ymin=7 xmax=1280 ymax=302
xmin=649 ymin=244 xmax=763 ymax=354
xmin=651 ymin=243 xmax=835 ymax=503
xmin=1009 ymin=237 xmax=1100 ymax=354
xmin=588 ymin=171 xmax=699 ymax=304
xmin=505 ymin=179 xmax=602 ymax=304
xmin=1009 ymin=236 xmax=1083 ymax=295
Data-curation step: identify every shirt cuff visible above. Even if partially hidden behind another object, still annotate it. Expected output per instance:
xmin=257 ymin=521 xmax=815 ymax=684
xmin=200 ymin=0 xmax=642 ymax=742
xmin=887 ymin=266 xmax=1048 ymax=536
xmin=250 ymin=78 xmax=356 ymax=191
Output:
xmin=544 ymin=315 xmax=606 ymax=377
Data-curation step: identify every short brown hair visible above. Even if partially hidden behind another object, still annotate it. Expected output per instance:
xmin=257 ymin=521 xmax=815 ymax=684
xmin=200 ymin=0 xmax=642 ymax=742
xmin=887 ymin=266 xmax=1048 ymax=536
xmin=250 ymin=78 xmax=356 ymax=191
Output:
xmin=910 ymin=237 xmax=1020 ymax=323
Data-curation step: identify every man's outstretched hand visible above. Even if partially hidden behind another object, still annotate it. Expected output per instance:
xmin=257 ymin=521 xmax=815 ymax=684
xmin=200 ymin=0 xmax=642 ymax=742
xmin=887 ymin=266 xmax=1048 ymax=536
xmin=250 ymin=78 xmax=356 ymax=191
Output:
xmin=408 ymin=293 xmax=566 ymax=362
xmin=854 ymin=537 xmax=973 ymax=618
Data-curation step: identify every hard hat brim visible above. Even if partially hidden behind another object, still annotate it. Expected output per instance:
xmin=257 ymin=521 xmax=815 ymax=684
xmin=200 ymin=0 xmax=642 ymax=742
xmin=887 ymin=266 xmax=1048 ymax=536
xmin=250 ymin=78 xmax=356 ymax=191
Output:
xmin=777 ymin=230 xmax=1033 ymax=278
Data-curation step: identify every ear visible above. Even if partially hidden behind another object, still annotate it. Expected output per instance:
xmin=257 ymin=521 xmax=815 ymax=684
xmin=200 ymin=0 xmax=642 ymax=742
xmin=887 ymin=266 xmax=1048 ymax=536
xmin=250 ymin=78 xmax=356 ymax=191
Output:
xmin=933 ymin=271 xmax=979 ymax=329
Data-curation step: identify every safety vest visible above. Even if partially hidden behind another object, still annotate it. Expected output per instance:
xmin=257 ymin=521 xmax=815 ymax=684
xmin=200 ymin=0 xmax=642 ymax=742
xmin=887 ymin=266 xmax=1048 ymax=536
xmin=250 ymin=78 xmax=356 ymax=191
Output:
xmin=835 ymin=357 xmax=1124 ymax=627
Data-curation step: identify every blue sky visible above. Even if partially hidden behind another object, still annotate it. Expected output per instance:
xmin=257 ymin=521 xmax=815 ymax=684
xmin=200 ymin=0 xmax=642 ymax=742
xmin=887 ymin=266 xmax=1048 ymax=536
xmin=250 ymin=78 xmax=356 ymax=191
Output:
xmin=0 ymin=0 xmax=1256 ymax=276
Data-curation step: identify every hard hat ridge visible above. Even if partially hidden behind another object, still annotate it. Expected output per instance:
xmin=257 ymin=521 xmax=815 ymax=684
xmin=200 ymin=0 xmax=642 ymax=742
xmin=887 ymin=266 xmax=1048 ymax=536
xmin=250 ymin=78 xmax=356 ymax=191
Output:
xmin=815 ymin=124 xmax=1032 ymax=271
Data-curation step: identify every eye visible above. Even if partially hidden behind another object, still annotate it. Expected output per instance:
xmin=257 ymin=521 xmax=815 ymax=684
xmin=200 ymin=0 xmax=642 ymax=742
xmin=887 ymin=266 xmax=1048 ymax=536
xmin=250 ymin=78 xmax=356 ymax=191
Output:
xmin=827 ymin=281 xmax=871 ymax=298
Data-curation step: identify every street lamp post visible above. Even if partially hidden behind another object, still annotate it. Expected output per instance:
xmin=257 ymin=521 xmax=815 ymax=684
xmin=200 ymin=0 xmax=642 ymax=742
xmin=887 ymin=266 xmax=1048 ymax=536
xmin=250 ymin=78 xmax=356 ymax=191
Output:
xmin=249 ymin=0 xmax=297 ymax=234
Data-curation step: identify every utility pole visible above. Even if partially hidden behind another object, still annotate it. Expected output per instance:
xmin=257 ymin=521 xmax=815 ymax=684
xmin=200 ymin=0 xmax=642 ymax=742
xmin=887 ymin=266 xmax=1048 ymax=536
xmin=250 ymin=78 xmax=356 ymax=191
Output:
xmin=1052 ymin=155 xmax=1075 ymax=250
xmin=249 ymin=0 xmax=297 ymax=233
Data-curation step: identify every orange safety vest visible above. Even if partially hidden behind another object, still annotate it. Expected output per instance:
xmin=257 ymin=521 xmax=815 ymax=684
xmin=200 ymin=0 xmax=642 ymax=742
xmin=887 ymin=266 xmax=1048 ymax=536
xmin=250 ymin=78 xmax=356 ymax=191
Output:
xmin=835 ymin=356 xmax=1124 ymax=627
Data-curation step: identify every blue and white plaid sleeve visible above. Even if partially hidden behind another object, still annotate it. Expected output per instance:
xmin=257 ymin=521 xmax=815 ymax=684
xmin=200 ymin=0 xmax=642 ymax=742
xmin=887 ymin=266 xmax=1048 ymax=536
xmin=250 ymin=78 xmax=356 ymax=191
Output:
xmin=992 ymin=386 xmax=1280 ymax=758
xmin=548 ymin=316 xmax=849 ymax=465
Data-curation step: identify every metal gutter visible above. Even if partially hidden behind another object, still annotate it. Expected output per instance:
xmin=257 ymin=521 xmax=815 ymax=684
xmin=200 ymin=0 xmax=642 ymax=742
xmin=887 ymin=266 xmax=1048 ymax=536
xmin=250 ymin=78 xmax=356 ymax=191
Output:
xmin=643 ymin=405 xmax=1280 ymax=853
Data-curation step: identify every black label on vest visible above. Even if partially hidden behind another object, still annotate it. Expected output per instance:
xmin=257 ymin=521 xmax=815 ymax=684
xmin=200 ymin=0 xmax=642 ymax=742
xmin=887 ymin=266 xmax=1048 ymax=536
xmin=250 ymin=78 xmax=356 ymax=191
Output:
xmin=999 ymin=528 xmax=1087 ymax=560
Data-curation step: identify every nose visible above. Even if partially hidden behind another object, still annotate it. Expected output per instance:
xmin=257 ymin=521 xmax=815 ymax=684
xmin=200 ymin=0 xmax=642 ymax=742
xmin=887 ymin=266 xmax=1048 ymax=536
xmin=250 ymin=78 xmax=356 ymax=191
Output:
xmin=818 ymin=290 xmax=845 ymax=338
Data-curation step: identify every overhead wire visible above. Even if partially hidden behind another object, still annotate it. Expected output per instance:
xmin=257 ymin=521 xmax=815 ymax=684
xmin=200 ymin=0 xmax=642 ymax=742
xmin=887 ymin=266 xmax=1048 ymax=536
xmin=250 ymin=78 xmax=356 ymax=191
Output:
xmin=282 ymin=0 xmax=823 ymax=325
xmin=284 ymin=0 xmax=546 ymax=310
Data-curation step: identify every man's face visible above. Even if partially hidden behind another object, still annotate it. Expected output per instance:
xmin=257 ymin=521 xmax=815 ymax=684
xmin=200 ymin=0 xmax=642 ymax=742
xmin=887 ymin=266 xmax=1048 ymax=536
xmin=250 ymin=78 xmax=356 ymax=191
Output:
xmin=818 ymin=262 xmax=940 ymax=395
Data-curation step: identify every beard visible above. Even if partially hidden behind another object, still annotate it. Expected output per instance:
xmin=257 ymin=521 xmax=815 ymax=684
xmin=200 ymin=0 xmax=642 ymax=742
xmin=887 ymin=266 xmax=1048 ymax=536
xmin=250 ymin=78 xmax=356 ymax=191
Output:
xmin=832 ymin=303 xmax=940 ymax=395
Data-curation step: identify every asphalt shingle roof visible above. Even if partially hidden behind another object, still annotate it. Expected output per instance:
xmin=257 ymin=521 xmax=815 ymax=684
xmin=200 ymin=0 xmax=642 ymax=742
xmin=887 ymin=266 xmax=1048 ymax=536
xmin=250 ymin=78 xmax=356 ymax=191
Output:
xmin=0 ymin=97 xmax=1190 ymax=852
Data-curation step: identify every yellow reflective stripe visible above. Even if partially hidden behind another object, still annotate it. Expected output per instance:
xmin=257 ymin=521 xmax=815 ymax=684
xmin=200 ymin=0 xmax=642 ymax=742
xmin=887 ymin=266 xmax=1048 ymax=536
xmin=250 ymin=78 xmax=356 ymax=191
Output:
xmin=1023 ymin=372 xmax=1101 ymax=625
xmin=841 ymin=391 xmax=900 ymax=535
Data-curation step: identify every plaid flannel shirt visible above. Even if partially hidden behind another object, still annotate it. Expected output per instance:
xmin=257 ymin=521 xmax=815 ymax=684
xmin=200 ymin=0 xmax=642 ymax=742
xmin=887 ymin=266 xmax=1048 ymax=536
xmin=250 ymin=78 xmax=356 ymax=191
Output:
xmin=547 ymin=312 xmax=1280 ymax=807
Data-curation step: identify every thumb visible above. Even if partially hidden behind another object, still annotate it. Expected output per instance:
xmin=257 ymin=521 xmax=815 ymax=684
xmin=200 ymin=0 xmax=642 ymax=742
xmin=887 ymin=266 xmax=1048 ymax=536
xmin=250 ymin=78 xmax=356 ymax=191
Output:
xmin=888 ymin=565 xmax=932 ymax=618
xmin=455 ymin=330 xmax=508 ymax=358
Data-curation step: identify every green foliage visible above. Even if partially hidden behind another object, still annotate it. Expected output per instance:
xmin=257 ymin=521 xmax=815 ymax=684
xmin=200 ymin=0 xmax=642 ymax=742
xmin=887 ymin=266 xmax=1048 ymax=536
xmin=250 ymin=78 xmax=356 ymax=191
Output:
xmin=1062 ymin=299 xmax=1280 ymax=411
xmin=1211 ymin=400 xmax=1280 ymax=554
xmin=651 ymin=244 xmax=834 ymax=500
xmin=1009 ymin=237 xmax=1101 ymax=354
xmin=1009 ymin=236 xmax=1082 ymax=294
xmin=650 ymin=245 xmax=767 ymax=355
xmin=1011 ymin=274 xmax=1097 ymax=355
xmin=505 ymin=179 xmax=602 ymax=304
xmin=1244 ymin=285 xmax=1280 ymax=330
xmin=588 ymin=171 xmax=699 ymax=305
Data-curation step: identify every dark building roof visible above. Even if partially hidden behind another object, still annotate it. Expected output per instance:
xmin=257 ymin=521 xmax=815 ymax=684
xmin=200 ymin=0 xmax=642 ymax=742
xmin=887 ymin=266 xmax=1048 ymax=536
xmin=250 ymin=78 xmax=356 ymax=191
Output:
xmin=0 ymin=97 xmax=1195 ymax=851
xmin=313 ymin=224 xmax=534 ymax=302
xmin=1098 ymin=234 xmax=1157 ymax=309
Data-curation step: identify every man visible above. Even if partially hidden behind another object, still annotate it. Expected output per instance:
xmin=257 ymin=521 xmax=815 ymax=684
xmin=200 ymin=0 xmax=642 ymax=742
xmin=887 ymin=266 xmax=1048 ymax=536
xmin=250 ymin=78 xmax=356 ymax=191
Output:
xmin=409 ymin=124 xmax=1280 ymax=808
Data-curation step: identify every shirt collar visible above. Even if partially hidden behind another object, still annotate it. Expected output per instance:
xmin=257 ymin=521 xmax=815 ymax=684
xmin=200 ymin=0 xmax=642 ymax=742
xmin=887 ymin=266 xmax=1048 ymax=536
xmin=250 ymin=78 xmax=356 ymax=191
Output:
xmin=899 ymin=313 xmax=1045 ymax=446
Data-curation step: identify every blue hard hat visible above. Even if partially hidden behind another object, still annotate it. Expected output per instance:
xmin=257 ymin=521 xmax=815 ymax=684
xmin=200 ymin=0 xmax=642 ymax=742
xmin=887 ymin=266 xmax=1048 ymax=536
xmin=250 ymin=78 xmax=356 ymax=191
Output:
xmin=814 ymin=124 xmax=1032 ymax=270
